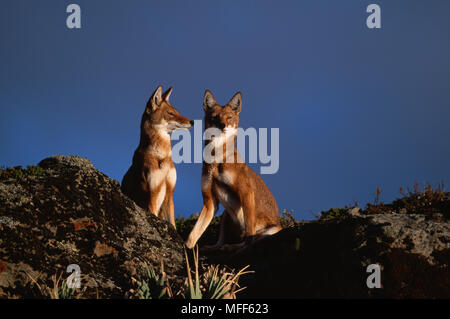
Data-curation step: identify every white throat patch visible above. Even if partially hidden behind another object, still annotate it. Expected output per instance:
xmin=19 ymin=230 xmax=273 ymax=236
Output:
xmin=210 ymin=126 xmax=237 ymax=148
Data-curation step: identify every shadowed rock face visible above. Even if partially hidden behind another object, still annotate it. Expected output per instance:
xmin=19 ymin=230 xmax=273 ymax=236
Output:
xmin=0 ymin=155 xmax=184 ymax=298
xmin=202 ymin=207 xmax=450 ymax=298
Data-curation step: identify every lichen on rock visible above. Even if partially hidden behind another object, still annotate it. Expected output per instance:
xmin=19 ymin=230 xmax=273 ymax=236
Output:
xmin=0 ymin=155 xmax=184 ymax=298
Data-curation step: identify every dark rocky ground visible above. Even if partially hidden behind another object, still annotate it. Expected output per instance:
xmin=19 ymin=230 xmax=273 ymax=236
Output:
xmin=198 ymin=208 xmax=450 ymax=298
xmin=1 ymin=155 xmax=449 ymax=298
xmin=0 ymin=156 xmax=184 ymax=298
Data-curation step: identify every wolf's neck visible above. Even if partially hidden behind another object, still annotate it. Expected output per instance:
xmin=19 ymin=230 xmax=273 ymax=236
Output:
xmin=204 ymin=131 xmax=241 ymax=164
xmin=138 ymin=127 xmax=171 ymax=155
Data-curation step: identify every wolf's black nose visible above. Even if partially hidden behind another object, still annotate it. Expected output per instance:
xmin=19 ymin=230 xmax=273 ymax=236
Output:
xmin=190 ymin=120 xmax=194 ymax=126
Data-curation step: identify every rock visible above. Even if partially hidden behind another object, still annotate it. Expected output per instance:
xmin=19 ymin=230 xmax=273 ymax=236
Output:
xmin=204 ymin=206 xmax=450 ymax=298
xmin=1 ymin=154 xmax=448 ymax=299
xmin=0 ymin=155 xmax=184 ymax=298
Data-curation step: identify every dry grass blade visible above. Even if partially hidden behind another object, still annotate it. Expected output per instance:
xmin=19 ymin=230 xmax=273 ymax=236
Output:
xmin=223 ymin=265 xmax=254 ymax=298
xmin=25 ymin=270 xmax=87 ymax=299
xmin=184 ymin=246 xmax=202 ymax=298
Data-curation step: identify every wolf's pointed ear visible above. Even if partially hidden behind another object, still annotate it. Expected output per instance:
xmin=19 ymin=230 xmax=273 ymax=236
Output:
xmin=163 ymin=87 xmax=173 ymax=102
xmin=228 ymin=92 xmax=242 ymax=113
xmin=147 ymin=85 xmax=163 ymax=112
xmin=203 ymin=90 xmax=217 ymax=111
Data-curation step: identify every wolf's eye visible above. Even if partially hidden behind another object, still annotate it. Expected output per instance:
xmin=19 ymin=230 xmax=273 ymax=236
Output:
xmin=168 ymin=111 xmax=175 ymax=116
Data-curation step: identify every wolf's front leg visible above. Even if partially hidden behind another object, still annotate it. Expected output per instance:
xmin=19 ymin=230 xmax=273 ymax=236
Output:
xmin=201 ymin=209 xmax=229 ymax=251
xmin=168 ymin=196 xmax=175 ymax=229
xmin=159 ymin=187 xmax=176 ymax=229
xmin=147 ymin=182 xmax=166 ymax=217
xmin=240 ymin=192 xmax=257 ymax=241
xmin=185 ymin=196 xmax=217 ymax=249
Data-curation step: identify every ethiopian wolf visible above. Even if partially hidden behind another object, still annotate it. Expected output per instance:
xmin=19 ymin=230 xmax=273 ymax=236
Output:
xmin=121 ymin=86 xmax=193 ymax=228
xmin=185 ymin=90 xmax=282 ymax=249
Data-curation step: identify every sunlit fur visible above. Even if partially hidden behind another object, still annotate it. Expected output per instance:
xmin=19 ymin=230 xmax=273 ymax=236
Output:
xmin=121 ymin=86 xmax=193 ymax=228
xmin=186 ymin=90 xmax=282 ymax=250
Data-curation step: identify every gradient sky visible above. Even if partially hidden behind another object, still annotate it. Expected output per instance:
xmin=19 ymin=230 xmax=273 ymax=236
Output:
xmin=1 ymin=0 xmax=449 ymax=220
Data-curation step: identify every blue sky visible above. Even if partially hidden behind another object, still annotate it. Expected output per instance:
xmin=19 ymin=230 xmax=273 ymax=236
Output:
xmin=1 ymin=0 xmax=449 ymax=219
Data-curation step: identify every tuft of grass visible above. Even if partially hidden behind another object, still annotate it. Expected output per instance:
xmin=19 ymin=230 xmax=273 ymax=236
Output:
xmin=26 ymin=271 xmax=87 ymax=299
xmin=0 ymin=165 xmax=45 ymax=182
xmin=201 ymin=264 xmax=252 ymax=299
xmin=182 ymin=246 xmax=253 ymax=299
xmin=365 ymin=181 xmax=448 ymax=219
xmin=129 ymin=246 xmax=252 ymax=299
xmin=280 ymin=209 xmax=300 ymax=227
xmin=319 ymin=207 xmax=349 ymax=220
xmin=183 ymin=247 xmax=203 ymax=299
xmin=130 ymin=261 xmax=171 ymax=299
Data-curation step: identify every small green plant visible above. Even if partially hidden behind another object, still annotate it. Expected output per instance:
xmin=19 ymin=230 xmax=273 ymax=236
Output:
xmin=182 ymin=246 xmax=252 ymax=299
xmin=131 ymin=262 xmax=170 ymax=299
xmin=280 ymin=209 xmax=299 ymax=228
xmin=365 ymin=181 xmax=448 ymax=219
xmin=202 ymin=264 xmax=250 ymax=299
xmin=319 ymin=207 xmax=348 ymax=220
xmin=26 ymin=271 xmax=86 ymax=299
xmin=183 ymin=247 xmax=202 ymax=299
xmin=0 ymin=165 xmax=45 ymax=181
xmin=129 ymin=247 xmax=251 ymax=299
xmin=58 ymin=280 xmax=75 ymax=299
xmin=26 ymin=165 xmax=45 ymax=176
